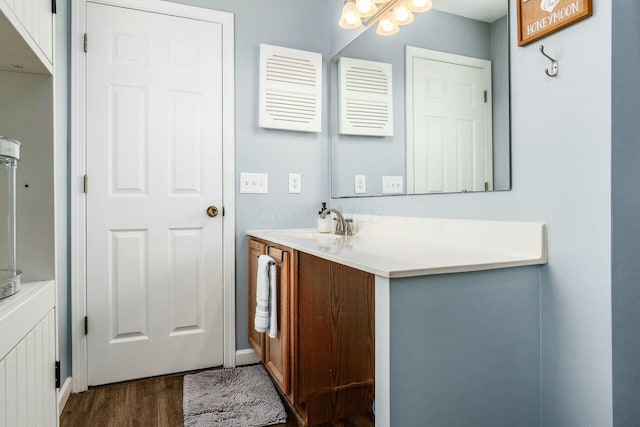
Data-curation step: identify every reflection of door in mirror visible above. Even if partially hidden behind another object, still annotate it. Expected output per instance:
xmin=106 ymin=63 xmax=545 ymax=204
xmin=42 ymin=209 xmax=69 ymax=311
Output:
xmin=406 ymin=47 xmax=493 ymax=194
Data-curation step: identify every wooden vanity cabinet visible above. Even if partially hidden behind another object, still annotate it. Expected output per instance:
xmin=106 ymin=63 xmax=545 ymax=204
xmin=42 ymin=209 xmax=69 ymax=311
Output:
xmin=248 ymin=239 xmax=294 ymax=399
xmin=248 ymin=238 xmax=375 ymax=426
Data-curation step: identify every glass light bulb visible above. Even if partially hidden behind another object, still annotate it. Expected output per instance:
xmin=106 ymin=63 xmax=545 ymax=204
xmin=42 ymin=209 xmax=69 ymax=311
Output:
xmin=376 ymin=13 xmax=399 ymax=36
xmin=395 ymin=5 xmax=409 ymax=21
xmin=339 ymin=1 xmax=363 ymax=29
xmin=381 ymin=19 xmax=395 ymax=32
xmin=355 ymin=0 xmax=378 ymax=18
xmin=393 ymin=4 xmax=414 ymax=25
xmin=357 ymin=0 xmax=372 ymax=14
xmin=407 ymin=0 xmax=432 ymax=13
xmin=345 ymin=11 xmax=359 ymax=24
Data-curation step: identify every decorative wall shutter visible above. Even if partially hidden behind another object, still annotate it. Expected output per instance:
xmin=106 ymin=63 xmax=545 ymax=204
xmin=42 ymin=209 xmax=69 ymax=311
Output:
xmin=339 ymin=57 xmax=393 ymax=136
xmin=259 ymin=44 xmax=322 ymax=132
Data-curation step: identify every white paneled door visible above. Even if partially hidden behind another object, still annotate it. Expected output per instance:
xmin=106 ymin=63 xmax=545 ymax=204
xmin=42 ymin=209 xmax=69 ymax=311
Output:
xmin=86 ymin=3 xmax=224 ymax=385
xmin=407 ymin=47 xmax=493 ymax=194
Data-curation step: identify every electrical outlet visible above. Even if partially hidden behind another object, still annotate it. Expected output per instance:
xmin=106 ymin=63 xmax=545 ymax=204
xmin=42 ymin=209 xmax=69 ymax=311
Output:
xmin=289 ymin=173 xmax=302 ymax=193
xmin=354 ymin=175 xmax=366 ymax=194
xmin=240 ymin=173 xmax=268 ymax=194
xmin=382 ymin=176 xmax=404 ymax=194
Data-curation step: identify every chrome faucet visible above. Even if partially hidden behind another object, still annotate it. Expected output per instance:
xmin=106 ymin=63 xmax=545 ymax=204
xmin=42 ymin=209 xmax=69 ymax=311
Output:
xmin=320 ymin=208 xmax=353 ymax=235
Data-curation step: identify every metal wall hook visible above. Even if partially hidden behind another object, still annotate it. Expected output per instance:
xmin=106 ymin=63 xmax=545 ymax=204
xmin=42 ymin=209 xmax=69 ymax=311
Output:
xmin=539 ymin=45 xmax=559 ymax=77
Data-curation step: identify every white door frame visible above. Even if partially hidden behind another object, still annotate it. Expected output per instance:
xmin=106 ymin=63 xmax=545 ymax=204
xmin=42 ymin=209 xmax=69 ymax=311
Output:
xmin=70 ymin=0 xmax=235 ymax=392
xmin=405 ymin=46 xmax=493 ymax=194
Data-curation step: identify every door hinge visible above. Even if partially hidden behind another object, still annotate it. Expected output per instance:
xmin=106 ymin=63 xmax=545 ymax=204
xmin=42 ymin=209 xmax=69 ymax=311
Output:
xmin=55 ymin=361 xmax=61 ymax=388
xmin=484 ymin=90 xmax=488 ymax=103
xmin=484 ymin=181 xmax=489 ymax=192
xmin=222 ymin=207 xmax=225 ymax=216
xmin=84 ymin=33 xmax=88 ymax=53
xmin=84 ymin=316 xmax=89 ymax=335
xmin=52 ymin=0 xmax=57 ymax=14
xmin=83 ymin=174 xmax=88 ymax=193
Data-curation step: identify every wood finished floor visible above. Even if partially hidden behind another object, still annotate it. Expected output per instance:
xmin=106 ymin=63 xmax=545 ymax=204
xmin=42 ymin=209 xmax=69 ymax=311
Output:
xmin=60 ymin=370 xmax=374 ymax=427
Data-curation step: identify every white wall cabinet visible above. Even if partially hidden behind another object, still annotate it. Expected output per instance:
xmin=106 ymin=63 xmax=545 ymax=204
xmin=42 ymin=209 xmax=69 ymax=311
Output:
xmin=0 ymin=281 xmax=57 ymax=426
xmin=0 ymin=0 xmax=54 ymax=74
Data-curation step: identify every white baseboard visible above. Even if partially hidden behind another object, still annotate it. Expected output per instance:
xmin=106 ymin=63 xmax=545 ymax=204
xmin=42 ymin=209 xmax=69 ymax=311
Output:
xmin=57 ymin=376 xmax=73 ymax=416
xmin=235 ymin=348 xmax=259 ymax=366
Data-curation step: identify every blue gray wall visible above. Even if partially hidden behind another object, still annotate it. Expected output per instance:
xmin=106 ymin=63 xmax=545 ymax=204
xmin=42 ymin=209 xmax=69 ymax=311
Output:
xmin=167 ymin=0 xmax=331 ymax=350
xmin=390 ymin=267 xmax=540 ymax=426
xmin=332 ymin=4 xmax=613 ymax=427
xmin=612 ymin=1 xmax=640 ymax=425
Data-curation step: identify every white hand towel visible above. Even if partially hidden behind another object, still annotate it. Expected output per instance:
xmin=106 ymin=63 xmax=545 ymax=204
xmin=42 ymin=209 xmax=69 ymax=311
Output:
xmin=254 ymin=254 xmax=278 ymax=338
xmin=254 ymin=255 xmax=272 ymax=333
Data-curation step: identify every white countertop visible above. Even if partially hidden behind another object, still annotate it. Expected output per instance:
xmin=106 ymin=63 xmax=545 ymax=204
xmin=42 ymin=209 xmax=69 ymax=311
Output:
xmin=247 ymin=215 xmax=547 ymax=278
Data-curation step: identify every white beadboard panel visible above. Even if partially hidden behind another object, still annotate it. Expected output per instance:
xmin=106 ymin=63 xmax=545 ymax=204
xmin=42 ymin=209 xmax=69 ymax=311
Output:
xmin=4 ymin=350 xmax=17 ymax=426
xmin=168 ymin=228 xmax=203 ymax=335
xmin=259 ymin=44 xmax=322 ymax=132
xmin=0 ymin=309 xmax=56 ymax=426
xmin=338 ymin=57 xmax=393 ymax=136
xmin=34 ymin=323 xmax=44 ymax=426
xmin=0 ymin=358 xmax=5 ymax=427
xmin=46 ymin=313 xmax=56 ymax=423
xmin=0 ymin=282 xmax=55 ymax=361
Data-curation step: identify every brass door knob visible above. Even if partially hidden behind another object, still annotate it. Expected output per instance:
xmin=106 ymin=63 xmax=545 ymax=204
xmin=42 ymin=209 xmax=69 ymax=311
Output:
xmin=206 ymin=206 xmax=219 ymax=218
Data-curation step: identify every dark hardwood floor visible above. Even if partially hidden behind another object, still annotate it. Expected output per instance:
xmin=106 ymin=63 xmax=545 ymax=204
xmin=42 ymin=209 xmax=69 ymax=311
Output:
xmin=60 ymin=370 xmax=374 ymax=427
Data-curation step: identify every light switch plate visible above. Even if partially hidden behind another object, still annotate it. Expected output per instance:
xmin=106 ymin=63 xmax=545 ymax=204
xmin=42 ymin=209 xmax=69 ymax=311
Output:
xmin=289 ymin=173 xmax=302 ymax=193
xmin=382 ymin=176 xmax=404 ymax=194
xmin=354 ymin=175 xmax=366 ymax=194
xmin=240 ymin=173 xmax=268 ymax=194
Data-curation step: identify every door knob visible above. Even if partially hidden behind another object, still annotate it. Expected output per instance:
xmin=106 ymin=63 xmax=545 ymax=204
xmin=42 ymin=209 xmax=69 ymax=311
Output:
xmin=206 ymin=206 xmax=219 ymax=218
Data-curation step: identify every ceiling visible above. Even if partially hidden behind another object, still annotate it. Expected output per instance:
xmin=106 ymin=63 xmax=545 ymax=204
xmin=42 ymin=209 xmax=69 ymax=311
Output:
xmin=432 ymin=0 xmax=508 ymax=23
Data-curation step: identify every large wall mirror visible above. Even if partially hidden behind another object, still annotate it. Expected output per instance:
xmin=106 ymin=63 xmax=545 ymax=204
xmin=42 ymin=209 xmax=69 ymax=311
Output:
xmin=330 ymin=0 xmax=510 ymax=198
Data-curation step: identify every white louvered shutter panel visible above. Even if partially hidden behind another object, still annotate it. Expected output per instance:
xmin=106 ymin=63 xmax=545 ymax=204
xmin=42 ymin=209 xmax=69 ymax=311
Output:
xmin=339 ymin=57 xmax=393 ymax=136
xmin=259 ymin=44 xmax=322 ymax=132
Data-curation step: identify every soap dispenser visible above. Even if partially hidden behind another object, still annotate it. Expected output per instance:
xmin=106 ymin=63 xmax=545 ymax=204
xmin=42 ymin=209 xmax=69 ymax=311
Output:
xmin=317 ymin=202 xmax=332 ymax=233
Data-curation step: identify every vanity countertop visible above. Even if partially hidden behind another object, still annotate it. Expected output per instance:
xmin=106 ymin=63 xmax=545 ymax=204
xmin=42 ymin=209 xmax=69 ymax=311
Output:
xmin=247 ymin=215 xmax=547 ymax=278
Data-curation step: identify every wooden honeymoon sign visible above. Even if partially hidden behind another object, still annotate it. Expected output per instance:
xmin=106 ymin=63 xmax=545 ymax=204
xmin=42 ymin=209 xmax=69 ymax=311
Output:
xmin=517 ymin=0 xmax=593 ymax=46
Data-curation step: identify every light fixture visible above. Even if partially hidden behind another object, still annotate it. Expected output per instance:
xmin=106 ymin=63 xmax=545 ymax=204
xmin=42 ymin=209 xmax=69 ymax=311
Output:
xmin=339 ymin=1 xmax=363 ymax=29
xmin=338 ymin=0 xmax=432 ymax=36
xmin=392 ymin=2 xmax=414 ymax=25
xmin=355 ymin=0 xmax=378 ymax=18
xmin=376 ymin=13 xmax=399 ymax=36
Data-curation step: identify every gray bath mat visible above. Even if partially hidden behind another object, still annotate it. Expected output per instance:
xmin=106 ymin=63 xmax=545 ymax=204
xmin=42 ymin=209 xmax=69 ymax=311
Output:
xmin=183 ymin=364 xmax=287 ymax=427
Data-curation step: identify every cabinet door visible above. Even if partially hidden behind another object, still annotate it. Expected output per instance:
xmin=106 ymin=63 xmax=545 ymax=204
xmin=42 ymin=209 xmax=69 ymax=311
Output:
xmin=0 ymin=309 xmax=57 ymax=426
xmin=264 ymin=246 xmax=292 ymax=396
xmin=248 ymin=239 xmax=266 ymax=362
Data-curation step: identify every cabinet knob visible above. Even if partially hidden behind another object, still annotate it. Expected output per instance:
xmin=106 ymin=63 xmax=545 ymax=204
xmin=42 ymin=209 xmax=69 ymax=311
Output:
xmin=206 ymin=206 xmax=219 ymax=218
